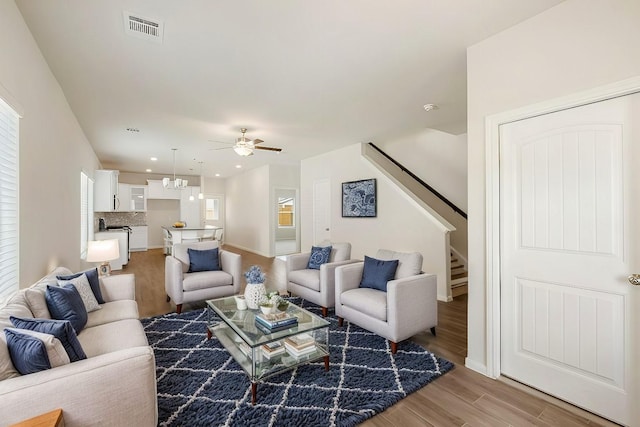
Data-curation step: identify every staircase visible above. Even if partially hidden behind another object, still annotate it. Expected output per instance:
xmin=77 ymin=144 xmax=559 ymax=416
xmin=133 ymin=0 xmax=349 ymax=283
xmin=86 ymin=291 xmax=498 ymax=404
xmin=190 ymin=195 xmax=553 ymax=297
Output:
xmin=450 ymin=252 xmax=468 ymax=297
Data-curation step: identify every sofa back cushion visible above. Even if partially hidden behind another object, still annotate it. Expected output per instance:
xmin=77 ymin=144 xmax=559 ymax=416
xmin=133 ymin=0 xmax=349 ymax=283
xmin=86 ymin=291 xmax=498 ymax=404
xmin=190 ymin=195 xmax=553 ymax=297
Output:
xmin=375 ymin=249 xmax=423 ymax=279
xmin=0 ymin=300 xmax=34 ymax=380
xmin=173 ymin=241 xmax=219 ymax=273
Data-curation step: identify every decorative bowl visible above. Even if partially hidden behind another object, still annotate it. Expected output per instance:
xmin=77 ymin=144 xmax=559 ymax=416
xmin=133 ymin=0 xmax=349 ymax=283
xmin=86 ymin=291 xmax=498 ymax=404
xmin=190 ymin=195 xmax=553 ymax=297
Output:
xmin=259 ymin=304 xmax=273 ymax=315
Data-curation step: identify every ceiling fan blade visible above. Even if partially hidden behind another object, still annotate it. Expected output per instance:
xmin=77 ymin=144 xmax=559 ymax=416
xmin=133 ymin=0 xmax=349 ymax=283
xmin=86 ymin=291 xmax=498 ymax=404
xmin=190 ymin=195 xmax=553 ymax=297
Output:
xmin=252 ymin=138 xmax=264 ymax=145
xmin=207 ymin=139 xmax=234 ymax=145
xmin=208 ymin=146 xmax=233 ymax=151
xmin=254 ymin=146 xmax=282 ymax=152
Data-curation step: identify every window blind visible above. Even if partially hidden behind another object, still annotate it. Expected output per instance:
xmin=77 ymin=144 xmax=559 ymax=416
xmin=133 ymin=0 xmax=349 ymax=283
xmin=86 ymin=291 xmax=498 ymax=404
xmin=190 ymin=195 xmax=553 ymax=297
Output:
xmin=0 ymin=97 xmax=19 ymax=302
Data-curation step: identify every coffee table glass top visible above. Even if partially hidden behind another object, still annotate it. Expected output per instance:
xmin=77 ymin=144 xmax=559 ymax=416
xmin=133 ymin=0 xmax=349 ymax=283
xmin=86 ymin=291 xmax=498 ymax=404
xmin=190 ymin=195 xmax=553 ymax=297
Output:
xmin=206 ymin=297 xmax=330 ymax=347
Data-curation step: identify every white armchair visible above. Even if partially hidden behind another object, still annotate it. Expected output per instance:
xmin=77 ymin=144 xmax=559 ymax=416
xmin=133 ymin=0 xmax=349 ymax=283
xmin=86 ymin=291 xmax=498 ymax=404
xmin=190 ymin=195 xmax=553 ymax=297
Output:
xmin=165 ymin=241 xmax=241 ymax=314
xmin=286 ymin=242 xmax=358 ymax=317
xmin=335 ymin=249 xmax=437 ymax=354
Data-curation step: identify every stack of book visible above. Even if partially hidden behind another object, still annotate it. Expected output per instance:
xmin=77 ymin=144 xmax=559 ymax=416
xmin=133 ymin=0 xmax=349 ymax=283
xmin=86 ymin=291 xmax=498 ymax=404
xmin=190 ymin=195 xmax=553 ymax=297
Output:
xmin=284 ymin=333 xmax=316 ymax=358
xmin=261 ymin=341 xmax=285 ymax=359
xmin=255 ymin=312 xmax=298 ymax=333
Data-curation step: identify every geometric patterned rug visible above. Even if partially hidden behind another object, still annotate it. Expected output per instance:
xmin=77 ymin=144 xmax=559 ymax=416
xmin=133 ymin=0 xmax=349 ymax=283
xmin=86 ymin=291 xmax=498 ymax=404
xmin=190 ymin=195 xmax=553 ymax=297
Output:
xmin=141 ymin=298 xmax=454 ymax=427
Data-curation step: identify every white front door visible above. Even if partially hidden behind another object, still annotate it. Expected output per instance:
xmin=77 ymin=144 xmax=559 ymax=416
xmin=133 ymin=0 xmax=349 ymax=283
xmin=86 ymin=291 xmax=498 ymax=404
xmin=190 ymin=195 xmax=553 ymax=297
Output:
xmin=313 ymin=179 xmax=331 ymax=244
xmin=500 ymin=94 xmax=639 ymax=425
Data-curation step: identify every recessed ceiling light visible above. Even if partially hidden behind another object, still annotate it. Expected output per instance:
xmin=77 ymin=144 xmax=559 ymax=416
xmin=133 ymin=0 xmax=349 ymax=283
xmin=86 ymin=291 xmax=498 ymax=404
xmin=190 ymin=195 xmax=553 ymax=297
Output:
xmin=145 ymin=169 xmax=152 ymax=173
xmin=423 ymin=104 xmax=439 ymax=112
xmin=215 ymin=173 xmax=220 ymax=177
xmin=126 ymin=127 xmax=140 ymax=132
xmin=235 ymin=165 xmax=242 ymax=169
xmin=150 ymin=157 xmax=158 ymax=161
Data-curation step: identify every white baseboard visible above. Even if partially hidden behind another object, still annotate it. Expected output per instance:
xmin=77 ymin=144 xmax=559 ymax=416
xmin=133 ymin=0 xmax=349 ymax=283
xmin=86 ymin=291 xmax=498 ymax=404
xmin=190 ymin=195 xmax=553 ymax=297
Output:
xmin=465 ymin=357 xmax=491 ymax=377
xmin=224 ymin=242 xmax=271 ymax=258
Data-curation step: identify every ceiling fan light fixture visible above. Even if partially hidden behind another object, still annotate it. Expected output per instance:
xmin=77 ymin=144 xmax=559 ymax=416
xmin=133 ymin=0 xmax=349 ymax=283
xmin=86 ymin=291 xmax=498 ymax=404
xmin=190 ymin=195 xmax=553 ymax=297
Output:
xmin=234 ymin=145 xmax=253 ymax=156
xmin=162 ymin=177 xmax=170 ymax=188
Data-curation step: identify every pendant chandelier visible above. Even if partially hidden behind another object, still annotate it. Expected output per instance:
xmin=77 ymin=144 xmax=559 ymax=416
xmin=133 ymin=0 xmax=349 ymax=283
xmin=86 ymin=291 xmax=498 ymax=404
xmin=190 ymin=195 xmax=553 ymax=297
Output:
xmin=162 ymin=148 xmax=188 ymax=189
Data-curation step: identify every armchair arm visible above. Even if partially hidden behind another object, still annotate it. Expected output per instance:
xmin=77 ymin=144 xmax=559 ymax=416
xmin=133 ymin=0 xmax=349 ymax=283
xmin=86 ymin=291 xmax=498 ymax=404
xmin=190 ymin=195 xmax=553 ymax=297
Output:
xmin=99 ymin=273 xmax=135 ymax=302
xmin=387 ymin=273 xmax=437 ymax=340
xmin=286 ymin=252 xmax=311 ymax=274
xmin=319 ymin=259 xmax=360 ymax=305
xmin=335 ymin=262 xmax=364 ymax=306
xmin=220 ymin=250 xmax=242 ymax=294
xmin=164 ymin=256 xmax=184 ymax=303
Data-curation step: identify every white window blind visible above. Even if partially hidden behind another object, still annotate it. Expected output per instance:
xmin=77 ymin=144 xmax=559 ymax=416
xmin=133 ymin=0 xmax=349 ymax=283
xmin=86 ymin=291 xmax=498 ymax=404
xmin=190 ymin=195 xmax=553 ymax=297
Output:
xmin=80 ymin=172 xmax=94 ymax=259
xmin=0 ymin=97 xmax=19 ymax=302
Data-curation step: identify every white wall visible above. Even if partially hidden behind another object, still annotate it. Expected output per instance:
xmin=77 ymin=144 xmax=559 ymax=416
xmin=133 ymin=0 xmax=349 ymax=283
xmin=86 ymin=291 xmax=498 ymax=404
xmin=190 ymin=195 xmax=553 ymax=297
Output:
xmin=466 ymin=0 xmax=640 ymax=373
xmin=225 ymin=165 xmax=271 ymax=256
xmin=377 ymin=128 xmax=468 ymax=212
xmin=301 ymin=144 xmax=450 ymax=300
xmin=0 ymin=1 xmax=101 ymax=286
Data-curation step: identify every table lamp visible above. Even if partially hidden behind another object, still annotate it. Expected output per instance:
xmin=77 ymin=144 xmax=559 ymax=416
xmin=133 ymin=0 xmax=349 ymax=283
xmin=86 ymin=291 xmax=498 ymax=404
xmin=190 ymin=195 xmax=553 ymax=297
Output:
xmin=86 ymin=239 xmax=120 ymax=276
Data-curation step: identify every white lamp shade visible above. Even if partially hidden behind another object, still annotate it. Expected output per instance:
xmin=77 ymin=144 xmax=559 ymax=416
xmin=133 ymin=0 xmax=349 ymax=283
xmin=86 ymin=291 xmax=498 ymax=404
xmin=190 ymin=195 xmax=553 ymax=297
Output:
xmin=86 ymin=239 xmax=120 ymax=262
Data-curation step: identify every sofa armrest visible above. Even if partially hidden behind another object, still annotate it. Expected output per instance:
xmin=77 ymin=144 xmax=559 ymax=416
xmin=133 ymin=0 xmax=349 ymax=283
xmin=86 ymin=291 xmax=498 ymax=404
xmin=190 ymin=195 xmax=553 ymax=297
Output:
xmin=220 ymin=250 xmax=242 ymax=294
xmin=164 ymin=256 xmax=184 ymax=303
xmin=99 ymin=273 xmax=135 ymax=302
xmin=335 ymin=262 xmax=365 ymax=307
xmin=387 ymin=273 xmax=437 ymax=336
xmin=0 ymin=346 xmax=157 ymax=426
xmin=286 ymin=252 xmax=311 ymax=275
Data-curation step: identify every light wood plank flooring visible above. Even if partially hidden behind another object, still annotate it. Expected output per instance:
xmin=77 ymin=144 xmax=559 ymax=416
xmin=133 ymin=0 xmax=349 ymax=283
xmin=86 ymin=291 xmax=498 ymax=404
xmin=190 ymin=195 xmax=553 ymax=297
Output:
xmin=122 ymin=247 xmax=617 ymax=426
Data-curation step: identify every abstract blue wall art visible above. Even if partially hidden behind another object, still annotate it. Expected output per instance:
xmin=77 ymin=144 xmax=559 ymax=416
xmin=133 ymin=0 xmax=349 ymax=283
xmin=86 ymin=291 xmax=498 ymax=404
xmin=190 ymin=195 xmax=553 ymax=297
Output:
xmin=342 ymin=178 xmax=377 ymax=217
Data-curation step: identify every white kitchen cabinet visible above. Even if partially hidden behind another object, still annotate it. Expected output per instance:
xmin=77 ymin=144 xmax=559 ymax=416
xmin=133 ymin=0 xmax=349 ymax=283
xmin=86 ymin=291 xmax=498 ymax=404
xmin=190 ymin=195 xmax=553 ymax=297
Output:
xmin=94 ymin=170 xmax=120 ymax=212
xmin=117 ymin=183 xmax=130 ymax=212
xmin=147 ymin=180 xmax=181 ymax=200
xmin=180 ymin=186 xmax=201 ymax=227
xmin=130 ymin=226 xmax=148 ymax=251
xmin=129 ymin=186 xmax=147 ymax=211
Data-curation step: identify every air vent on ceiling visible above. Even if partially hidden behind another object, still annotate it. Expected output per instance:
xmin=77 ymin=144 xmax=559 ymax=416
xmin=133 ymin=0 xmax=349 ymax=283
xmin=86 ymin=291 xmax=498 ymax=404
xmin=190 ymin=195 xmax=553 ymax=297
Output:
xmin=123 ymin=11 xmax=164 ymax=43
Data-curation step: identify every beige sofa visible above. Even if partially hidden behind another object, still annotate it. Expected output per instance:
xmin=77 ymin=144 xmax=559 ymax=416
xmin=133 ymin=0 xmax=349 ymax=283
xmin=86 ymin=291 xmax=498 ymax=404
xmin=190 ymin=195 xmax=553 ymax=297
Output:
xmin=0 ymin=267 xmax=157 ymax=427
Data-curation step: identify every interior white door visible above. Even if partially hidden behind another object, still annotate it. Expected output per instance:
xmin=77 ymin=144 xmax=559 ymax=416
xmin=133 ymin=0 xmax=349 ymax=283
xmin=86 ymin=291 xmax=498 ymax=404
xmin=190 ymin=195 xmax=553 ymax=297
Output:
xmin=500 ymin=94 xmax=639 ymax=426
xmin=313 ymin=179 xmax=331 ymax=244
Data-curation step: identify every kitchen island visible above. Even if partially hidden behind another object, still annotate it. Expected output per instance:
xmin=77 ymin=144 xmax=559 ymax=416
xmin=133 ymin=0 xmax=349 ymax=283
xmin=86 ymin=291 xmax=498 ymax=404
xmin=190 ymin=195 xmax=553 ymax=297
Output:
xmin=162 ymin=225 xmax=222 ymax=245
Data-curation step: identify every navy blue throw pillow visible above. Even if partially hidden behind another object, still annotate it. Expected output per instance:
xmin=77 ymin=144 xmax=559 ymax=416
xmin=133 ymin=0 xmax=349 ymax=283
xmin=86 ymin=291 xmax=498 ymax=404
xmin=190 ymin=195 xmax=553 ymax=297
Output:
xmin=5 ymin=329 xmax=51 ymax=375
xmin=45 ymin=285 xmax=88 ymax=334
xmin=10 ymin=316 xmax=86 ymax=362
xmin=307 ymin=246 xmax=332 ymax=270
xmin=359 ymin=256 xmax=399 ymax=292
xmin=188 ymin=248 xmax=221 ymax=273
xmin=57 ymin=268 xmax=104 ymax=304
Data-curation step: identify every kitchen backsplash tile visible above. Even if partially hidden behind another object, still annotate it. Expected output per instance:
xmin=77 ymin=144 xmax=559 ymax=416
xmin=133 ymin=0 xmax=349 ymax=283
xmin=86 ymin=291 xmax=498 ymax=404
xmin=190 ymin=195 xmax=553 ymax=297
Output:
xmin=96 ymin=211 xmax=147 ymax=227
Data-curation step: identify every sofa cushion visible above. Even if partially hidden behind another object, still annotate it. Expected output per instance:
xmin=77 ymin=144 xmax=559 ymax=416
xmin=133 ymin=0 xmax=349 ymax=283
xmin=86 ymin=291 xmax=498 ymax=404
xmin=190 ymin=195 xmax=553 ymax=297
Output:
xmin=10 ymin=317 xmax=86 ymax=362
xmin=58 ymin=274 xmax=101 ymax=313
xmin=182 ymin=271 xmax=233 ymax=292
xmin=341 ymin=288 xmax=387 ymax=321
xmin=307 ymin=246 xmax=332 ymax=270
xmin=78 ymin=319 xmax=149 ymax=358
xmin=359 ymin=256 xmax=399 ymax=292
xmin=45 ymin=285 xmax=88 ymax=334
xmin=288 ymin=269 xmax=321 ymax=292
xmin=5 ymin=328 xmax=70 ymax=375
xmin=57 ymin=268 xmax=104 ymax=304
xmin=85 ymin=300 xmax=139 ymax=328
xmin=0 ymin=299 xmax=34 ymax=380
xmin=375 ymin=249 xmax=422 ymax=279
xmin=24 ymin=288 xmax=52 ymax=319
xmin=187 ymin=247 xmax=221 ymax=273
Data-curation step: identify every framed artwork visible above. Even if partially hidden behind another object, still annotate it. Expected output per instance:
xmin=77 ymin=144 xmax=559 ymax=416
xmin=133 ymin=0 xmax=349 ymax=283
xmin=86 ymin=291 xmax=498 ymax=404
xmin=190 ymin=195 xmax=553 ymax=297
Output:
xmin=342 ymin=178 xmax=377 ymax=217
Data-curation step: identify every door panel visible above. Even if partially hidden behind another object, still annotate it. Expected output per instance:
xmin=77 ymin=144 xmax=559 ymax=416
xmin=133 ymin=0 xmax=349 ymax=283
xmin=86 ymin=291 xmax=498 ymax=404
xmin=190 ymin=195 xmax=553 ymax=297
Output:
xmin=313 ymin=179 xmax=331 ymax=243
xmin=500 ymin=94 xmax=638 ymax=425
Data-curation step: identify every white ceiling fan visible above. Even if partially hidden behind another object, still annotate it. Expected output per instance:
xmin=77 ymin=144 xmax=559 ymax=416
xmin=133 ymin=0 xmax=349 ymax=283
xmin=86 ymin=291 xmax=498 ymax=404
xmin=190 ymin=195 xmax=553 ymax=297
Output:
xmin=209 ymin=128 xmax=282 ymax=156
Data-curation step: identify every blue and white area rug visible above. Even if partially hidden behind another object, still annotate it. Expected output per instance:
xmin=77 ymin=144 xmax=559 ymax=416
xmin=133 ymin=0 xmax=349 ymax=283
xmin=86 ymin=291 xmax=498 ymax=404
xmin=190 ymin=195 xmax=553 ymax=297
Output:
xmin=142 ymin=299 xmax=454 ymax=427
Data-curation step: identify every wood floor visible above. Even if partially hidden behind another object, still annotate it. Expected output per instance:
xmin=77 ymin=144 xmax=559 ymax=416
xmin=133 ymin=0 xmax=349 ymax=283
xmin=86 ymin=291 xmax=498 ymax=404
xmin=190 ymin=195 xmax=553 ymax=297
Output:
xmin=122 ymin=247 xmax=617 ymax=427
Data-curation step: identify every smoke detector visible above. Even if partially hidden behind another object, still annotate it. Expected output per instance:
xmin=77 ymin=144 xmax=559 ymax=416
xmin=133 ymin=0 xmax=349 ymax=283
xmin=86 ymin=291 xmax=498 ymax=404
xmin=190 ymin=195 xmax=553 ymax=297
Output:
xmin=123 ymin=11 xmax=164 ymax=43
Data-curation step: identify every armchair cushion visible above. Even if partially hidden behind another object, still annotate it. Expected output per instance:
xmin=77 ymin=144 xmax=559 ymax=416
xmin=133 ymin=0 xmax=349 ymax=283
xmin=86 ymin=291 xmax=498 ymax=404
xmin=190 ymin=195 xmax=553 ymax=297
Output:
xmin=375 ymin=249 xmax=422 ymax=279
xmin=307 ymin=246 xmax=332 ymax=270
xmin=182 ymin=271 xmax=233 ymax=292
xmin=288 ymin=270 xmax=320 ymax=292
xmin=341 ymin=288 xmax=387 ymax=321
xmin=359 ymin=256 xmax=398 ymax=292
xmin=187 ymin=248 xmax=221 ymax=272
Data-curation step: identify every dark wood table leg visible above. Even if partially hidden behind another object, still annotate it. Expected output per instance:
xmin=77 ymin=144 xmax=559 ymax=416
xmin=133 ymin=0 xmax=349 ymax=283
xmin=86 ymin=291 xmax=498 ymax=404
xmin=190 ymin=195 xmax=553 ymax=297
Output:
xmin=251 ymin=383 xmax=257 ymax=405
xmin=206 ymin=328 xmax=212 ymax=340
xmin=324 ymin=355 xmax=330 ymax=371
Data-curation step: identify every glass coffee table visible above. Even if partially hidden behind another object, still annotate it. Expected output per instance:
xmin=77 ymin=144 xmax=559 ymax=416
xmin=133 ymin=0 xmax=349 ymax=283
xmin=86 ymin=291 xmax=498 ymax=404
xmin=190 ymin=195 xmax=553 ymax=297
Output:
xmin=206 ymin=296 xmax=330 ymax=405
